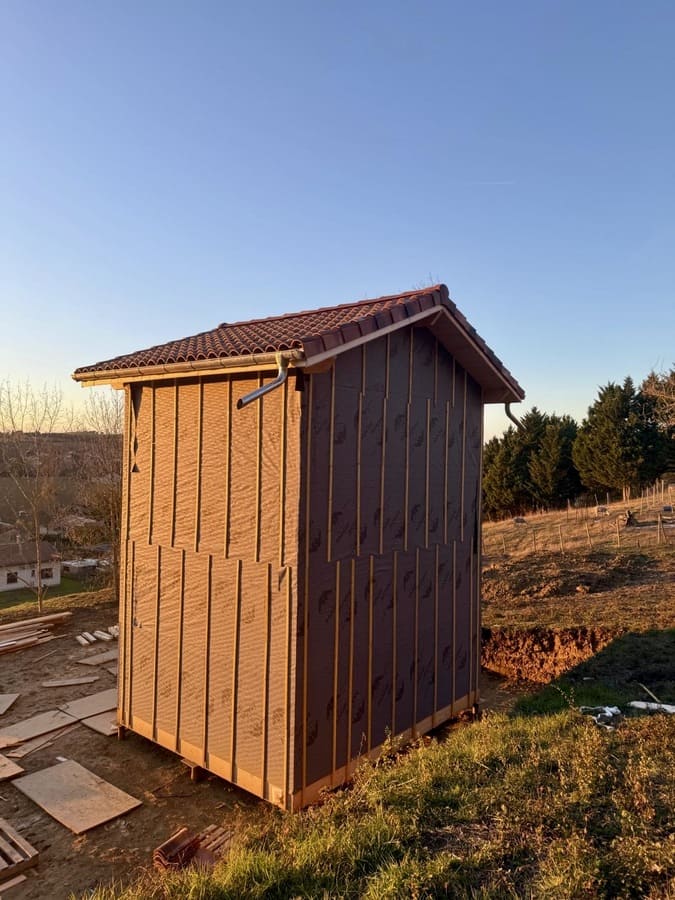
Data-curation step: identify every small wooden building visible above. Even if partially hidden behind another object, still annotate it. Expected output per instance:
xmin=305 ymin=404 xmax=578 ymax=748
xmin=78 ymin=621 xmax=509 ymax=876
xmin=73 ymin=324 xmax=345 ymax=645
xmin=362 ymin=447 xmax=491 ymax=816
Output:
xmin=73 ymin=284 xmax=523 ymax=810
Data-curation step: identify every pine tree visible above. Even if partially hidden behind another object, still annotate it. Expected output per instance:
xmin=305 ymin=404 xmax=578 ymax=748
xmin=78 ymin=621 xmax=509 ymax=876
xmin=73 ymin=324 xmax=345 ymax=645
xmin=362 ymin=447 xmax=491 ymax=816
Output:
xmin=529 ymin=415 xmax=580 ymax=507
xmin=573 ymin=378 xmax=669 ymax=500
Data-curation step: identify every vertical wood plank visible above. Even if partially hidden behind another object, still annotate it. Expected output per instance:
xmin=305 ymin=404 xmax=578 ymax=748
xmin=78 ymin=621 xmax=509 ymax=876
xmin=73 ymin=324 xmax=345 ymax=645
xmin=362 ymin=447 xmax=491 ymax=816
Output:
xmin=230 ymin=559 xmax=242 ymax=773
xmin=356 ymin=392 xmax=363 ymax=557
xmin=170 ymin=383 xmax=179 ymax=548
xmin=379 ymin=396 xmax=388 ymax=556
xmin=331 ymin=560 xmax=341 ymax=774
xmin=413 ymin=548 xmax=419 ymax=729
xmin=147 ymin=386 xmax=155 ymax=544
xmin=326 ymin=364 xmax=336 ymax=561
xmin=283 ymin=565 xmax=293 ymax=806
xmin=391 ymin=551 xmax=398 ymax=734
xmin=367 ymin=555 xmax=374 ymax=751
xmin=174 ymin=549 xmax=185 ymax=752
xmin=279 ymin=377 xmax=288 ymax=566
xmin=425 ymin=398 xmax=431 ymax=548
xmin=224 ymin=379 xmax=232 ymax=557
xmin=255 ymin=374 xmax=263 ymax=562
xmin=261 ymin=563 xmax=272 ymax=789
xmin=301 ymin=376 xmax=313 ymax=793
xmin=151 ymin=544 xmax=161 ymax=739
xmin=119 ymin=386 xmax=132 ymax=725
xmin=460 ymin=370 xmax=467 ymax=543
xmin=194 ymin=381 xmax=203 ymax=552
xmin=202 ymin=554 xmax=212 ymax=760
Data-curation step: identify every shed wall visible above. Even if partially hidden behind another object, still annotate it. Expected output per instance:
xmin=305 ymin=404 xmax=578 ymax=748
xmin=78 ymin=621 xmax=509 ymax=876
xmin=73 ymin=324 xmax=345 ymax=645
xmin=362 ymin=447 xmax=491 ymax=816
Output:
xmin=119 ymin=374 xmax=302 ymax=806
xmin=295 ymin=329 xmax=483 ymax=806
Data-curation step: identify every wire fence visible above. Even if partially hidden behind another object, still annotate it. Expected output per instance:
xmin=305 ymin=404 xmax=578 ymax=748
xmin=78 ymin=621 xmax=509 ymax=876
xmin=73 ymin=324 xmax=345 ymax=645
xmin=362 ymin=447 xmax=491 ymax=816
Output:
xmin=483 ymin=485 xmax=674 ymax=559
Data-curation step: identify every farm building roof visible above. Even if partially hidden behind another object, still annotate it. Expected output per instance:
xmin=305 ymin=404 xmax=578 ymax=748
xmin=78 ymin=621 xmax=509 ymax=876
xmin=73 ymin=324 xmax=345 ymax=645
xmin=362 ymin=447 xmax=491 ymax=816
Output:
xmin=0 ymin=542 xmax=59 ymax=568
xmin=73 ymin=284 xmax=524 ymax=403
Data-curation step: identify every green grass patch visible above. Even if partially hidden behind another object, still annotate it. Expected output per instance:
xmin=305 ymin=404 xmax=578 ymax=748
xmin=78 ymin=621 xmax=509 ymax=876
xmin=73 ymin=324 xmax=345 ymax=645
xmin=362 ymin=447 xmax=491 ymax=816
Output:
xmin=0 ymin=575 xmax=93 ymax=612
xmin=0 ymin=584 xmax=114 ymax=621
xmin=83 ymin=702 xmax=675 ymax=899
xmin=515 ymin=629 xmax=675 ymax=717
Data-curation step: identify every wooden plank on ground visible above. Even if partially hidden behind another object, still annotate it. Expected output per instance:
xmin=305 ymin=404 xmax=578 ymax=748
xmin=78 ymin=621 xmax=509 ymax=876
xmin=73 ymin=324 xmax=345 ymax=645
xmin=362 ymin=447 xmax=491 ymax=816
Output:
xmin=0 ymin=756 xmax=23 ymax=782
xmin=0 ymin=710 xmax=78 ymax=749
xmin=0 ymin=873 xmax=28 ymax=893
xmin=77 ymin=649 xmax=118 ymax=667
xmin=42 ymin=677 xmax=99 ymax=688
xmin=5 ymin=724 xmax=79 ymax=759
xmin=13 ymin=760 xmax=141 ymax=834
xmin=0 ymin=612 xmax=71 ymax=633
xmin=81 ymin=711 xmax=117 ymax=736
xmin=105 ymin=665 xmax=118 ymax=677
xmin=0 ymin=818 xmax=39 ymax=880
xmin=0 ymin=697 xmax=19 ymax=717
xmin=57 ymin=689 xmax=117 ymax=721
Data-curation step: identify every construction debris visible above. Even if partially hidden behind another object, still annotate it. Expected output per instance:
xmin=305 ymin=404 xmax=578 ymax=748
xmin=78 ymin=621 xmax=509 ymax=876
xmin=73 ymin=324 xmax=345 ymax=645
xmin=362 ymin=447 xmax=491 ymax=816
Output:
xmin=153 ymin=826 xmax=201 ymax=870
xmin=0 ymin=817 xmax=39 ymax=882
xmin=628 ymin=700 xmax=675 ymax=715
xmin=0 ymin=613 xmax=72 ymax=656
xmin=42 ymin=677 xmax=99 ymax=688
xmin=14 ymin=760 xmax=141 ymax=834
xmin=0 ymin=696 xmax=19 ymax=717
xmin=0 ymin=755 xmax=24 ymax=782
xmin=77 ymin=649 xmax=118 ymax=667
xmin=153 ymin=824 xmax=232 ymax=871
xmin=579 ymin=705 xmax=622 ymax=730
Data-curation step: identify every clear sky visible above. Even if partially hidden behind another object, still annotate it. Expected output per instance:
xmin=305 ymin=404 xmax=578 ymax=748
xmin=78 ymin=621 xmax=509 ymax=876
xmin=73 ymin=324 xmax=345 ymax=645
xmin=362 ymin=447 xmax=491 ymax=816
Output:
xmin=1 ymin=1 xmax=673 ymax=437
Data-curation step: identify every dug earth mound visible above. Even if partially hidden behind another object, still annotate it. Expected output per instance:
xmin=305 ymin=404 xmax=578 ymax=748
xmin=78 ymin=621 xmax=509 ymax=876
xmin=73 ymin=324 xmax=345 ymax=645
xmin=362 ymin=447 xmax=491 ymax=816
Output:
xmin=481 ymin=624 xmax=619 ymax=682
xmin=480 ymin=547 xmax=675 ymax=682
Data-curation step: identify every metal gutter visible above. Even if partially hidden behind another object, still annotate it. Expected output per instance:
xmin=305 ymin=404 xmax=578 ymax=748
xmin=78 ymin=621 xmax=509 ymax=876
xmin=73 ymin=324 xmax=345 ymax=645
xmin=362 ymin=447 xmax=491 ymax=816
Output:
xmin=237 ymin=355 xmax=289 ymax=409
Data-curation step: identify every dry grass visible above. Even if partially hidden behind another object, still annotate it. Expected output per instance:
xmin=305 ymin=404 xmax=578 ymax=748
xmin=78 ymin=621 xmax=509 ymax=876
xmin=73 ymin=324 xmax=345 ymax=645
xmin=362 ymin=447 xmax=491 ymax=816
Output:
xmin=482 ymin=499 xmax=675 ymax=632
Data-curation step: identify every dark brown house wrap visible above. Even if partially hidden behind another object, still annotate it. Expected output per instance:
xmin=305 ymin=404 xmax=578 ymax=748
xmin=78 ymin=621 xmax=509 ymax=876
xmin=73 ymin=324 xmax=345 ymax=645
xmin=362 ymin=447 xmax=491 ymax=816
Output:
xmin=73 ymin=284 xmax=523 ymax=809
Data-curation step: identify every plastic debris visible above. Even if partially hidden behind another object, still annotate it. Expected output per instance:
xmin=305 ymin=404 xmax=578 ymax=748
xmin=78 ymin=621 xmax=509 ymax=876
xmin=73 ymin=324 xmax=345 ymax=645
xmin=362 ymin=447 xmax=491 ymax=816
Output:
xmin=579 ymin=706 xmax=622 ymax=730
xmin=628 ymin=701 xmax=675 ymax=715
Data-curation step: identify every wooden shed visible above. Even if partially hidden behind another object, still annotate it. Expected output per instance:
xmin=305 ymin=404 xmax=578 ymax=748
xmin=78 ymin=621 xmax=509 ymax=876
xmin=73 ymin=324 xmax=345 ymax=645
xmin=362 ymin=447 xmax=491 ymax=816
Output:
xmin=73 ymin=284 xmax=523 ymax=810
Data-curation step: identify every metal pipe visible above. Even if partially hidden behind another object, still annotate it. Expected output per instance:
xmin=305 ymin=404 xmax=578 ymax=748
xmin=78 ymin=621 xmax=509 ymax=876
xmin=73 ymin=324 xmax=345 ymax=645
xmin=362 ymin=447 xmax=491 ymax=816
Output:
xmin=504 ymin=402 xmax=523 ymax=431
xmin=237 ymin=354 xmax=289 ymax=409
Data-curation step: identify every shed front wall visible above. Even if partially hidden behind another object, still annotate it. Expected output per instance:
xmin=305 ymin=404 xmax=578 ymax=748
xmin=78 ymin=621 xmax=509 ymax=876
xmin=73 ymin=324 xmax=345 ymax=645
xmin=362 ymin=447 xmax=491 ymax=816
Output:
xmin=295 ymin=328 xmax=483 ymax=806
xmin=119 ymin=373 xmax=302 ymax=806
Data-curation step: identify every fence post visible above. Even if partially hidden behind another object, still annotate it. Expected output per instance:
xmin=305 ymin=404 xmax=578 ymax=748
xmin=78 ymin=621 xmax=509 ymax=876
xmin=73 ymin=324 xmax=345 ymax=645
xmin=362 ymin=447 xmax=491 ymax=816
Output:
xmin=585 ymin=523 xmax=592 ymax=549
xmin=558 ymin=524 xmax=565 ymax=556
xmin=616 ymin=519 xmax=621 ymax=548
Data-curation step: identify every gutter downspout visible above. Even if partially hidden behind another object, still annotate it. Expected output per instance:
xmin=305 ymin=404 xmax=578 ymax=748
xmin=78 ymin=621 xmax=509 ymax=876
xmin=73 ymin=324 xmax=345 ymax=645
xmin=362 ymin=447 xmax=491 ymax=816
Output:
xmin=504 ymin=402 xmax=523 ymax=431
xmin=237 ymin=354 xmax=290 ymax=409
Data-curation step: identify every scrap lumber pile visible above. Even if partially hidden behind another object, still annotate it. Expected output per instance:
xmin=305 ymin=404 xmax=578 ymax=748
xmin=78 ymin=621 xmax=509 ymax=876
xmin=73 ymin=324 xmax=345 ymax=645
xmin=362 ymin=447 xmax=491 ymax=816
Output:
xmin=0 ymin=817 xmax=39 ymax=886
xmin=0 ymin=613 xmax=72 ymax=656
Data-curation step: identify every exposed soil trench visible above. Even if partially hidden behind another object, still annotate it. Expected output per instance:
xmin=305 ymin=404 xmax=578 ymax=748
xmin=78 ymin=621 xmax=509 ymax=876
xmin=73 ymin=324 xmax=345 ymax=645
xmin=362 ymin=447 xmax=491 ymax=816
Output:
xmin=480 ymin=625 xmax=622 ymax=683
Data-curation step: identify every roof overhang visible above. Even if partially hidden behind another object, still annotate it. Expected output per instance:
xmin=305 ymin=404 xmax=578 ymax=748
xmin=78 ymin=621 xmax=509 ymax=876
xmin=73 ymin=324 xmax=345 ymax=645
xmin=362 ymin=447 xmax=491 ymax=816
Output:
xmin=73 ymin=306 xmax=523 ymax=404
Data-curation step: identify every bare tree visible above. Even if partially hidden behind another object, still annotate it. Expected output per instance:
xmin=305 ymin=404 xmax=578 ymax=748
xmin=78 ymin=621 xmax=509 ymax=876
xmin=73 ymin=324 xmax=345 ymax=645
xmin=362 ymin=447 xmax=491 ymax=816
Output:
xmin=0 ymin=380 xmax=71 ymax=611
xmin=642 ymin=367 xmax=675 ymax=430
xmin=76 ymin=389 xmax=123 ymax=601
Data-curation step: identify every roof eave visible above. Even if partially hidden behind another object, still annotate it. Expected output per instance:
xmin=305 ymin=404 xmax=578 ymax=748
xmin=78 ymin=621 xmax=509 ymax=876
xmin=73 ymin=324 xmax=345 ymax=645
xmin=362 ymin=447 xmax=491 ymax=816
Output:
xmin=72 ymin=350 xmax=306 ymax=388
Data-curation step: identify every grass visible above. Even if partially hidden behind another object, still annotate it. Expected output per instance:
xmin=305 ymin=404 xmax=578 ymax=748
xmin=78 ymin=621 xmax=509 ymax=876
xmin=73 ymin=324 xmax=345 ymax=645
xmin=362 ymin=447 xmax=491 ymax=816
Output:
xmin=82 ymin=707 xmax=675 ymax=899
xmin=0 ymin=583 xmax=114 ymax=621
xmin=72 ymin=502 xmax=675 ymax=898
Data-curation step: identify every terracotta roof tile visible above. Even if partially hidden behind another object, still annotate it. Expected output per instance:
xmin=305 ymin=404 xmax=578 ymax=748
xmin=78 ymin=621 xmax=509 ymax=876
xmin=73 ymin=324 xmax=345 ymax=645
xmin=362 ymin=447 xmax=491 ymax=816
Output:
xmin=73 ymin=284 xmax=523 ymax=402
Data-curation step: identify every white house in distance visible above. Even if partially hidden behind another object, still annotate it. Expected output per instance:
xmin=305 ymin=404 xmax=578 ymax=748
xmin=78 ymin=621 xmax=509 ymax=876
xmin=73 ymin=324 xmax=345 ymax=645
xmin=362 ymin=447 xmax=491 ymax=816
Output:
xmin=0 ymin=542 xmax=61 ymax=593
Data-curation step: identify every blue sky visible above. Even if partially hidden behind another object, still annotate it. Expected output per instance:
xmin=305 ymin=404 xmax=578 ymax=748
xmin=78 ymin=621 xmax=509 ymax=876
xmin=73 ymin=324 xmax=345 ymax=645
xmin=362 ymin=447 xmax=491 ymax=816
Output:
xmin=1 ymin=1 xmax=673 ymax=437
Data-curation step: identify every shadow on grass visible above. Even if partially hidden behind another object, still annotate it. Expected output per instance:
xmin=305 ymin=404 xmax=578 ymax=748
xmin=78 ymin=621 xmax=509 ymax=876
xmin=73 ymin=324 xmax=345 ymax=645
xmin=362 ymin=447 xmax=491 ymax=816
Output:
xmin=513 ymin=628 xmax=675 ymax=716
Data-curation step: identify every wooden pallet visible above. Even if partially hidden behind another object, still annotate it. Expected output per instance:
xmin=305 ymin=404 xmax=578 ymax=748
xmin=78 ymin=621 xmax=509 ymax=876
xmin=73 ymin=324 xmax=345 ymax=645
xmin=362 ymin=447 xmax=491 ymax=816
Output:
xmin=0 ymin=817 xmax=39 ymax=882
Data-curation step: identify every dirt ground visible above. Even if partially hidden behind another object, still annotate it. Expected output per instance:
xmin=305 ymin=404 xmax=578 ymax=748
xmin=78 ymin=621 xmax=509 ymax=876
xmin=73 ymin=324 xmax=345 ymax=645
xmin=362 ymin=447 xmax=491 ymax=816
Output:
xmin=0 ymin=601 xmax=268 ymax=899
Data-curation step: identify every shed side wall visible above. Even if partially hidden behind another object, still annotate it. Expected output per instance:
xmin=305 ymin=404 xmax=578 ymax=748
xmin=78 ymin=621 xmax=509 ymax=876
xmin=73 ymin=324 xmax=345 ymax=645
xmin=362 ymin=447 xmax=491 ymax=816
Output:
xmin=119 ymin=374 xmax=301 ymax=807
xmin=294 ymin=328 xmax=482 ymax=805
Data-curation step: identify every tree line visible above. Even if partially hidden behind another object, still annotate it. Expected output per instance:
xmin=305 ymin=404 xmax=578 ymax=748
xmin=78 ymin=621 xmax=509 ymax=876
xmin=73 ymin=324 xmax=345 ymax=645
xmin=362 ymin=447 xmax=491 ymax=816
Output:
xmin=0 ymin=380 xmax=123 ymax=610
xmin=483 ymin=369 xmax=675 ymax=519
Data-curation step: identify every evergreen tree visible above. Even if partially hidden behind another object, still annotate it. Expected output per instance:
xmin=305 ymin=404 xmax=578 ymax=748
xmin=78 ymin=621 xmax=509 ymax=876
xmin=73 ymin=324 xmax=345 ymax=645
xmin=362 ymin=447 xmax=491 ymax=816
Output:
xmin=573 ymin=378 xmax=669 ymax=499
xmin=529 ymin=415 xmax=580 ymax=507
